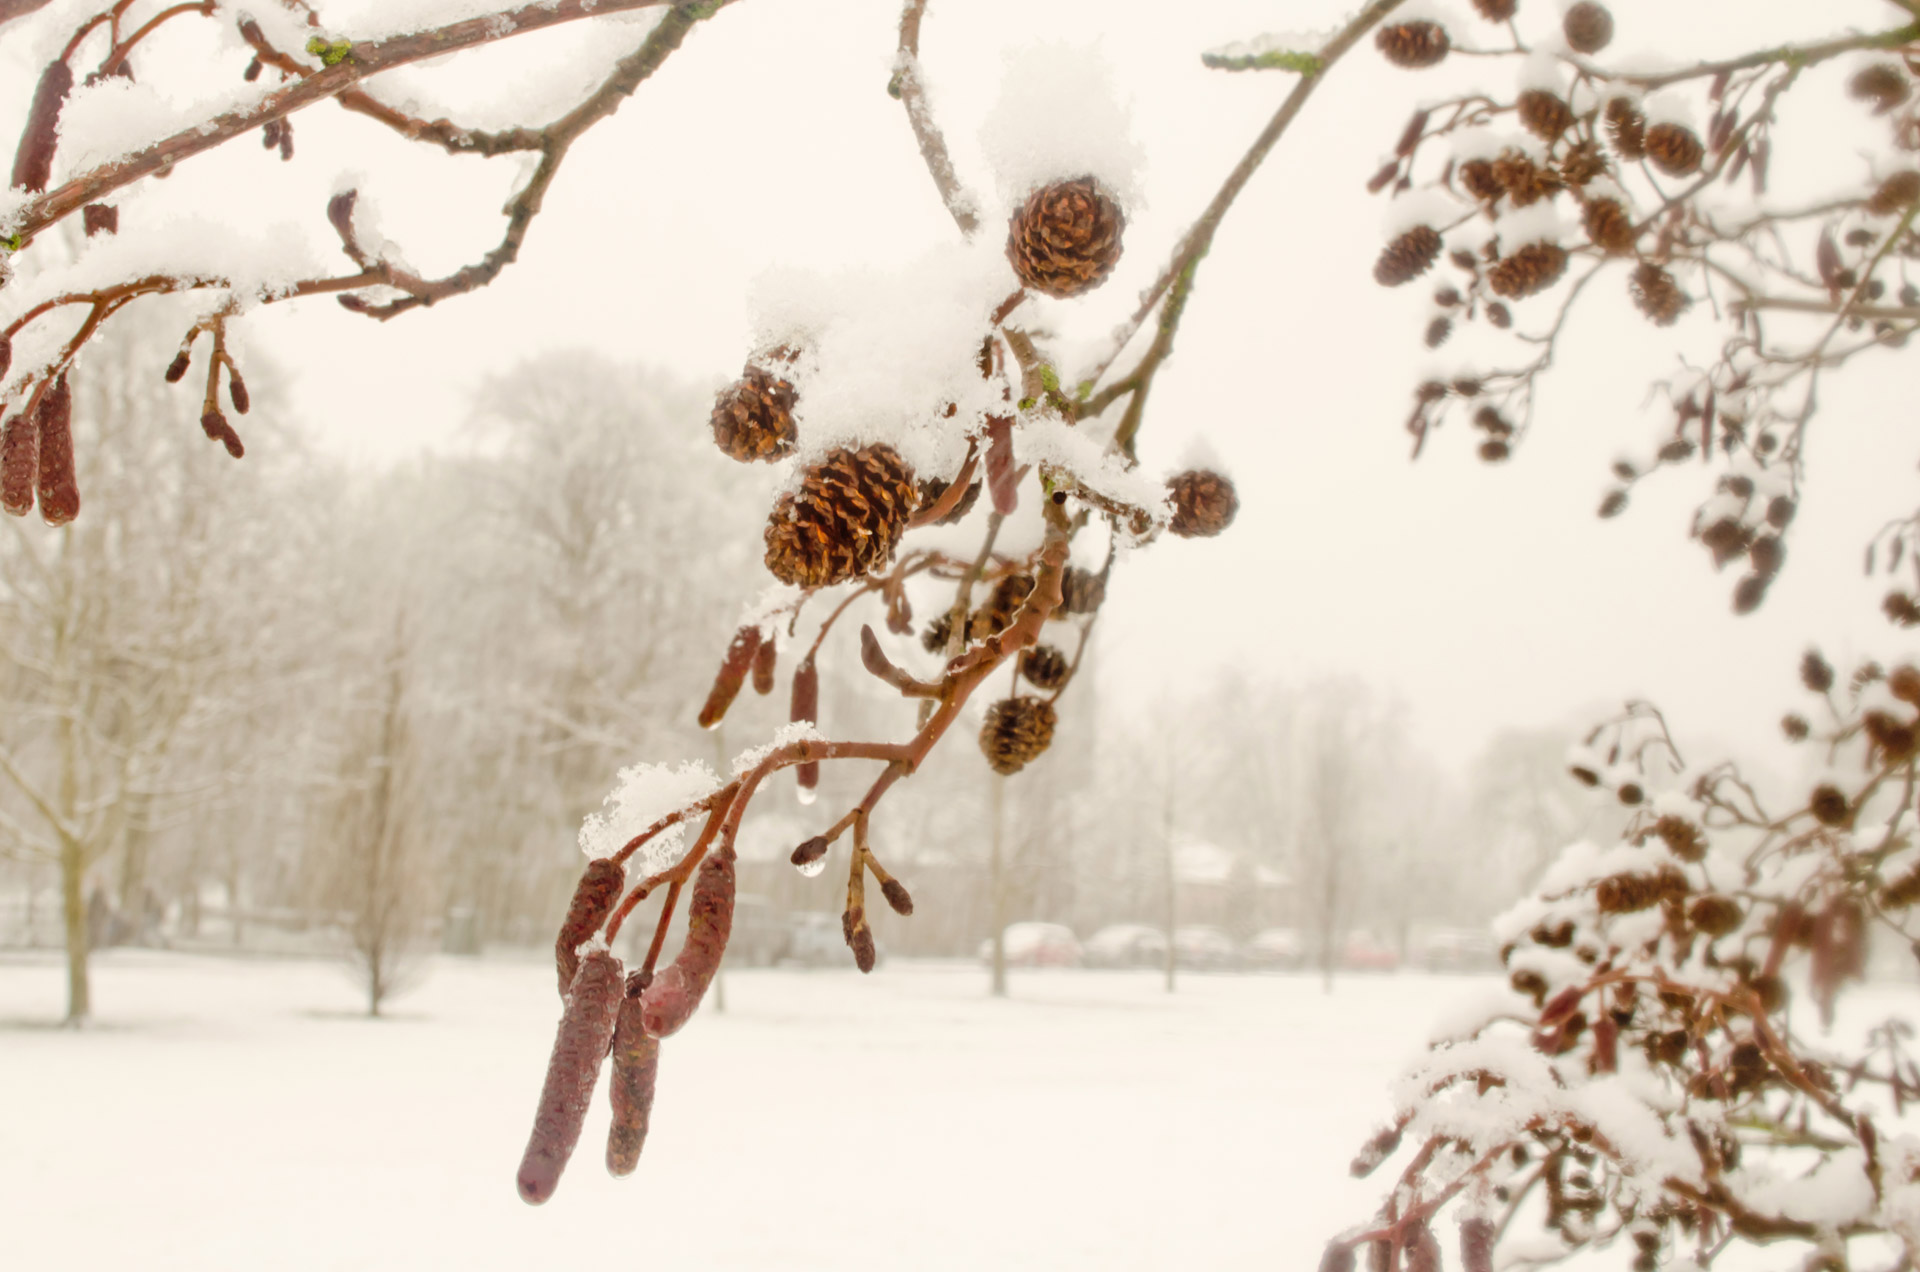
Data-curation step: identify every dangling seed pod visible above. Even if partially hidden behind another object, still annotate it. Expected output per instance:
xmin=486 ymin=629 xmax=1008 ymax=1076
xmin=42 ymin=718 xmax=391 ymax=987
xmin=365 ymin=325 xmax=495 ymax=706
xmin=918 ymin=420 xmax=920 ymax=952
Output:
xmin=516 ymin=948 xmax=625 ymax=1205
xmin=763 ymin=444 xmax=917 ymax=589
xmin=35 ymin=375 xmax=77 ymax=527
xmin=1376 ymin=21 xmax=1449 ymax=69
xmin=1868 ymin=171 xmax=1920 ymax=216
xmin=980 ymin=696 xmax=1058 ymax=775
xmin=1469 ymin=0 xmax=1516 ymax=20
xmin=638 ymin=844 xmax=735 ymax=1039
xmin=1492 ymin=150 xmax=1560 ymax=207
xmin=1518 ymin=90 xmax=1574 ymax=141
xmin=1604 ymin=98 xmax=1646 ymax=159
xmin=1629 ymin=262 xmax=1689 ymax=326
xmin=1458 ymin=159 xmax=1503 ymax=202
xmin=554 ymin=857 xmax=626 ymax=999
xmin=1006 ymin=177 xmax=1126 ymax=299
xmin=1373 ymin=225 xmax=1443 ymax=287
xmin=1020 ymin=644 xmax=1070 ymax=692
xmin=1424 ymin=316 xmax=1452 ymax=349
xmin=605 ymin=977 xmax=660 ymax=1177
xmin=1644 ymin=122 xmax=1704 ymax=176
xmin=698 ymin=625 xmax=761 ymax=729
xmin=1850 ymin=63 xmax=1912 ymax=115
xmin=1583 ymin=197 xmax=1637 ymax=253
xmin=1059 ymin=565 xmax=1107 ymax=616
xmin=1167 ymin=469 xmax=1238 ymax=538
xmin=710 ymin=361 xmax=798 ymax=463
xmin=1487 ymin=243 xmax=1569 ymax=299
xmin=1 ymin=411 xmax=38 ymax=516
xmin=1562 ymin=2 xmax=1614 ymax=54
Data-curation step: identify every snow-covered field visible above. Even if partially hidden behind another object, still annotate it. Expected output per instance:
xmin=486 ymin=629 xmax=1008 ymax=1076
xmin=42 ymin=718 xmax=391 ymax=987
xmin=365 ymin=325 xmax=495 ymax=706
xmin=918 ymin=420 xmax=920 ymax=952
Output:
xmin=3 ymin=952 xmax=1916 ymax=1270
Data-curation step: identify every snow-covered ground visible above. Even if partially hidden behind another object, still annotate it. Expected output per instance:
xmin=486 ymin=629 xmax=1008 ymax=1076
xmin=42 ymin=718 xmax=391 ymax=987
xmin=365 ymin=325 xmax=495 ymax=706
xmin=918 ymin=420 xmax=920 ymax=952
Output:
xmin=2 ymin=952 xmax=1915 ymax=1270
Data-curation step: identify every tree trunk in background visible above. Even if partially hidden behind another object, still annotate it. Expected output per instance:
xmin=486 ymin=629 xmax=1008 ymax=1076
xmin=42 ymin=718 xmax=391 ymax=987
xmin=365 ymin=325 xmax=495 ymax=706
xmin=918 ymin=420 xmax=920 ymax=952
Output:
xmin=1163 ymin=761 xmax=1177 ymax=995
xmin=989 ymin=775 xmax=1006 ymax=998
xmin=61 ymin=836 xmax=88 ymax=1024
xmin=1320 ymin=851 xmax=1338 ymax=995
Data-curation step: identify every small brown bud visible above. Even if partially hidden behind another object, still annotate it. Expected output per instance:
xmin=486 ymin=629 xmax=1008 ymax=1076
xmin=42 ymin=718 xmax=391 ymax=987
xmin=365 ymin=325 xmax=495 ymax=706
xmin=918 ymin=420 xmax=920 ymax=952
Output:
xmin=1781 ymin=714 xmax=1810 ymax=742
xmin=1687 ymin=894 xmax=1743 ymax=937
xmin=1801 ymin=649 xmax=1834 ymax=693
xmin=879 ymin=877 xmax=914 ymax=917
xmin=1809 ymin=783 xmax=1851 ymax=827
xmin=790 ymin=836 xmax=829 ymax=868
xmin=165 ymin=351 xmax=191 ymax=383
xmin=227 ymin=366 xmax=250 ymax=415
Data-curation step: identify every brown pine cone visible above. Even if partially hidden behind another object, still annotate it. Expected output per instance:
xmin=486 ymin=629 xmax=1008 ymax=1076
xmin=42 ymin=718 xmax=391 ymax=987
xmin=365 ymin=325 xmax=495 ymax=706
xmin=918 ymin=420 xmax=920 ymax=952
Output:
xmin=1630 ymin=262 xmax=1689 ymax=326
xmin=1518 ymin=90 xmax=1574 ymax=140
xmin=1644 ymin=123 xmax=1703 ymax=176
xmin=1492 ymin=150 xmax=1560 ymax=207
xmin=1457 ymin=159 xmax=1503 ymax=203
xmin=980 ymin=696 xmax=1058 ymax=775
xmin=764 ymin=444 xmax=918 ymax=588
xmin=1558 ymin=141 xmax=1608 ymax=187
xmin=1604 ymin=98 xmax=1646 ymax=159
xmin=1850 ymin=63 xmax=1911 ymax=115
xmin=1487 ymin=243 xmax=1569 ymax=299
xmin=1868 ymin=171 xmax=1920 ymax=216
xmin=1376 ymin=21 xmax=1449 ymax=69
xmin=968 ymin=573 xmax=1035 ymax=641
xmin=1167 ymin=469 xmax=1238 ymax=538
xmin=710 ymin=362 xmax=798 ymax=463
xmin=1373 ymin=225 xmax=1443 ymax=287
xmin=1562 ymin=2 xmax=1614 ymax=54
xmin=1583 ymin=197 xmax=1637 ymax=253
xmin=1019 ymin=644 xmax=1070 ymax=692
xmin=1470 ymin=0 xmax=1516 ymax=20
xmin=1059 ymin=565 xmax=1106 ymax=616
xmin=1006 ymin=177 xmax=1125 ymax=299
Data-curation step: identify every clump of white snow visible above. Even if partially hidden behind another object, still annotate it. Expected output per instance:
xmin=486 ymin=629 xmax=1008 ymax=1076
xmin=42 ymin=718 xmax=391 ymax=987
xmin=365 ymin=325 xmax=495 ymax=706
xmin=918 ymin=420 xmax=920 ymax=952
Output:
xmin=578 ymin=759 xmax=721 ymax=865
xmin=731 ymin=720 xmax=825 ymax=779
xmin=978 ymin=43 xmax=1144 ymax=208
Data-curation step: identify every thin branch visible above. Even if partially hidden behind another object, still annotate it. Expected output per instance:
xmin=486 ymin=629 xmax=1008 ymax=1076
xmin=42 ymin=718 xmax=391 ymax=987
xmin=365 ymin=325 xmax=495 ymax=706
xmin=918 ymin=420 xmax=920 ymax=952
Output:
xmin=893 ymin=0 xmax=980 ymax=236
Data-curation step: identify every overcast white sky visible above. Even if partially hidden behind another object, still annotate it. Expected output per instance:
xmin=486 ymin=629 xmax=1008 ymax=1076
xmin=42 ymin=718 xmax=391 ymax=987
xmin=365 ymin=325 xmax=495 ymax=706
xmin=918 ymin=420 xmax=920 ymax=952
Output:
xmin=3 ymin=0 xmax=1912 ymax=776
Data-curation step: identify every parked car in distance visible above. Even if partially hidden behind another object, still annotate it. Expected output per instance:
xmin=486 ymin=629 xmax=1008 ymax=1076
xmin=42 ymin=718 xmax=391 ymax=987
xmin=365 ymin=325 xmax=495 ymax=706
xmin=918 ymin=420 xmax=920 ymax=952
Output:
xmin=1243 ymin=927 xmax=1306 ymax=971
xmin=1341 ymin=930 xmax=1401 ymax=972
xmin=1173 ymin=925 xmax=1237 ymax=971
xmin=783 ymin=910 xmax=882 ymax=969
xmin=977 ymin=921 xmax=1082 ymax=968
xmin=1083 ymin=923 xmax=1169 ymax=969
xmin=1409 ymin=926 xmax=1499 ymax=973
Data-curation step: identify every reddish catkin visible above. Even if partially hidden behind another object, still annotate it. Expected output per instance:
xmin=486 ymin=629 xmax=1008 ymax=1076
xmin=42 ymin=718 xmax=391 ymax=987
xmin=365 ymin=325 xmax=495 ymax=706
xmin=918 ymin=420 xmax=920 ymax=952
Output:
xmin=11 ymin=59 xmax=73 ymax=193
xmin=791 ymin=652 xmax=820 ymax=792
xmin=554 ymin=857 xmax=625 ymax=999
xmin=697 ymin=625 xmax=761 ymax=729
xmin=1 ymin=410 xmax=38 ymax=517
xmin=605 ymin=979 xmax=662 ymax=1177
xmin=751 ymin=633 xmax=777 ymax=695
xmin=639 ymin=845 xmax=735 ymax=1038
xmin=516 ymin=948 xmax=624 ymax=1205
xmin=35 ymin=374 xmax=76 ymax=526
xmin=1459 ymin=1218 xmax=1495 ymax=1272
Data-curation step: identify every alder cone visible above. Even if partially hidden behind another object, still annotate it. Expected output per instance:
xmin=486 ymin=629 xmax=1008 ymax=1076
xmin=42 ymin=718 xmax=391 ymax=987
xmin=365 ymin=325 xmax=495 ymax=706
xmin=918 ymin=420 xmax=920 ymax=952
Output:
xmin=980 ymin=696 xmax=1058 ymax=775
xmin=1487 ymin=242 xmax=1569 ymax=299
xmin=1020 ymin=644 xmax=1070 ymax=692
xmin=1558 ymin=141 xmax=1608 ymax=187
xmin=1373 ymin=225 xmax=1442 ymax=287
xmin=921 ymin=609 xmax=955 ymax=654
xmin=1850 ymin=63 xmax=1911 ymax=115
xmin=1470 ymin=0 xmax=1516 ymax=20
xmin=1376 ymin=21 xmax=1449 ymax=69
xmin=1457 ymin=159 xmax=1503 ymax=203
xmin=1562 ymin=2 xmax=1614 ymax=54
xmin=1605 ymin=98 xmax=1646 ymax=159
xmin=1059 ymin=565 xmax=1106 ymax=616
xmin=1644 ymin=122 xmax=1704 ymax=176
xmin=1167 ymin=469 xmax=1239 ymax=538
xmin=1006 ymin=177 xmax=1125 ymax=299
xmin=764 ymin=444 xmax=917 ymax=588
xmin=1517 ymin=90 xmax=1574 ymax=140
xmin=1868 ymin=171 xmax=1920 ymax=217
xmin=1492 ymin=150 xmax=1559 ymax=207
xmin=1630 ymin=262 xmax=1689 ymax=326
xmin=710 ymin=364 xmax=797 ymax=462
xmin=1583 ymin=197 xmax=1637 ymax=254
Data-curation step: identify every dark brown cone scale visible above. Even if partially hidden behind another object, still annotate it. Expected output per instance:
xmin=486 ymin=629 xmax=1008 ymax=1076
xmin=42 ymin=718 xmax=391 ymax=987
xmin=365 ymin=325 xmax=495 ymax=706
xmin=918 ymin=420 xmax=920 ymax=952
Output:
xmin=1168 ymin=469 xmax=1238 ymax=538
xmin=710 ymin=364 xmax=797 ymax=463
xmin=764 ymin=444 xmax=917 ymax=588
xmin=1562 ymin=2 xmax=1614 ymax=54
xmin=1020 ymin=644 xmax=1070 ymax=692
xmin=1469 ymin=0 xmax=1516 ymax=19
xmin=980 ymin=696 xmax=1058 ymax=775
xmin=922 ymin=610 xmax=955 ymax=654
xmin=1059 ymin=566 xmax=1106 ymax=616
xmin=1558 ymin=141 xmax=1607 ymax=187
xmin=1492 ymin=150 xmax=1559 ymax=207
xmin=1458 ymin=159 xmax=1503 ymax=203
xmin=1868 ymin=171 xmax=1920 ymax=217
xmin=1488 ymin=243 xmax=1569 ymax=299
xmin=1605 ymin=98 xmax=1646 ymax=159
xmin=1583 ymin=197 xmax=1637 ymax=254
xmin=1373 ymin=225 xmax=1442 ymax=287
xmin=1376 ymin=21 xmax=1449 ymax=69
xmin=1645 ymin=123 xmax=1704 ymax=176
xmin=1518 ymin=90 xmax=1574 ymax=140
xmin=1006 ymin=177 xmax=1125 ymax=299
xmin=1630 ymin=262 xmax=1689 ymax=326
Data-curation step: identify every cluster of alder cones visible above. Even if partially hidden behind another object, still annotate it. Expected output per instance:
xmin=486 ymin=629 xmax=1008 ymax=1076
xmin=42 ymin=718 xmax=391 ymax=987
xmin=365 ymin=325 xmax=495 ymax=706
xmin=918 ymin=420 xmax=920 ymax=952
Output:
xmin=1371 ymin=2 xmax=1710 ymax=351
xmin=700 ymin=176 xmax=1239 ymax=779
